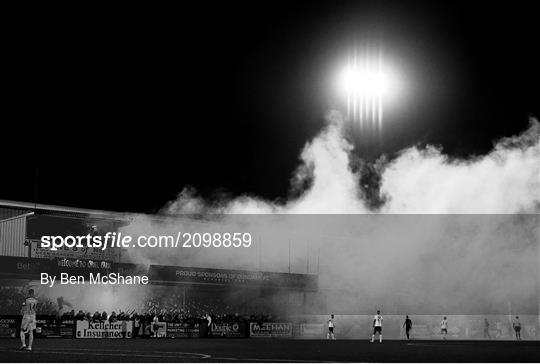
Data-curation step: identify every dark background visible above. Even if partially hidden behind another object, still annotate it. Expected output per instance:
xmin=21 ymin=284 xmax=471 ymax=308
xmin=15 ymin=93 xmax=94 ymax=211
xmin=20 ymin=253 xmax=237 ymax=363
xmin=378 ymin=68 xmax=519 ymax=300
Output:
xmin=1 ymin=1 xmax=538 ymax=212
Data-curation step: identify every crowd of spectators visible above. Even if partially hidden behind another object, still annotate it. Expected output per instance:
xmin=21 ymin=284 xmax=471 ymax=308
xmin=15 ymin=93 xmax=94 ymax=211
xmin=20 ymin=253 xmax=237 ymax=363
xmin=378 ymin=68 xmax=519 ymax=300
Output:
xmin=1 ymin=286 xmax=280 ymax=326
xmin=0 ymin=286 xmax=57 ymax=315
xmin=58 ymin=300 xmax=278 ymax=325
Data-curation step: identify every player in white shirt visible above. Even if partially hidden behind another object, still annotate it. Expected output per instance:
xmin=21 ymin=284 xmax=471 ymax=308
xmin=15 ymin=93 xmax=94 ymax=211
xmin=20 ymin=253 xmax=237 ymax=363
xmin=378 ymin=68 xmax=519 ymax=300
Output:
xmin=327 ymin=314 xmax=336 ymax=340
xmin=441 ymin=316 xmax=448 ymax=340
xmin=20 ymin=289 xmax=38 ymax=351
xmin=371 ymin=310 xmax=383 ymax=343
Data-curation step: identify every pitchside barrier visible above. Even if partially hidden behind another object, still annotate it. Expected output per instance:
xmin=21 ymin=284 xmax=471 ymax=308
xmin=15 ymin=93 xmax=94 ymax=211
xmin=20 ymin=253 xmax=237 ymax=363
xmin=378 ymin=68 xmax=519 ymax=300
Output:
xmin=137 ymin=321 xmax=248 ymax=338
xmin=209 ymin=321 xmax=248 ymax=338
xmin=0 ymin=315 xmax=76 ymax=338
xmin=249 ymin=322 xmax=293 ymax=338
xmin=0 ymin=316 xmax=18 ymax=338
xmin=1 ymin=315 xmax=538 ymax=339
xmin=289 ymin=315 xmax=540 ymax=340
xmin=75 ymin=320 xmax=133 ymax=338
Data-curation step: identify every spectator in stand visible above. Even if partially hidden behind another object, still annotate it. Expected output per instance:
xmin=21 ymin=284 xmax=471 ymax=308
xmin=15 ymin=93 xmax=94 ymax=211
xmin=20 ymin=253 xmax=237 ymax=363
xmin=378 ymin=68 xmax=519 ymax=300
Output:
xmin=109 ymin=311 xmax=117 ymax=323
xmin=75 ymin=310 xmax=85 ymax=320
xmin=61 ymin=309 xmax=75 ymax=319
xmin=152 ymin=311 xmax=160 ymax=338
xmin=92 ymin=311 xmax=101 ymax=322
xmin=133 ymin=314 xmax=141 ymax=339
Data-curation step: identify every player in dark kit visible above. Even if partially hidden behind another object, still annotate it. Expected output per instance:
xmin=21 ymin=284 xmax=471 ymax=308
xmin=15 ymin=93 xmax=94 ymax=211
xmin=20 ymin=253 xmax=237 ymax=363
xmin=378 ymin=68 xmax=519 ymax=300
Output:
xmin=483 ymin=318 xmax=491 ymax=339
xmin=403 ymin=315 xmax=413 ymax=340
xmin=512 ymin=316 xmax=522 ymax=340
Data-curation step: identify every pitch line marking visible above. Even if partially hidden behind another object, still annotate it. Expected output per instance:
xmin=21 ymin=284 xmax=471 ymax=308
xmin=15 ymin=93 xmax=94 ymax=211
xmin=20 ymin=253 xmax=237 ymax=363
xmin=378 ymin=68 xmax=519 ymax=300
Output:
xmin=4 ymin=348 xmax=333 ymax=363
xmin=35 ymin=346 xmax=211 ymax=357
xmin=1 ymin=347 xmax=212 ymax=360
xmin=212 ymin=356 xmax=334 ymax=362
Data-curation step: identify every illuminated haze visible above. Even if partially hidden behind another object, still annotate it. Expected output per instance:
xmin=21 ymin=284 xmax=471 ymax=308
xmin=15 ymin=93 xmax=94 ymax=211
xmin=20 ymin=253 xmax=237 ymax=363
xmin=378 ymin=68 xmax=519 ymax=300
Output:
xmin=44 ymin=114 xmax=538 ymax=315
xmin=115 ymin=113 xmax=540 ymax=315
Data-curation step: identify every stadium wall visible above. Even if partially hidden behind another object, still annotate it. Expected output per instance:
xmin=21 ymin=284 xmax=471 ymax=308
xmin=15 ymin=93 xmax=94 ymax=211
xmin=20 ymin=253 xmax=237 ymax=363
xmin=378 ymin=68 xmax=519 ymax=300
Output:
xmin=0 ymin=214 xmax=27 ymax=257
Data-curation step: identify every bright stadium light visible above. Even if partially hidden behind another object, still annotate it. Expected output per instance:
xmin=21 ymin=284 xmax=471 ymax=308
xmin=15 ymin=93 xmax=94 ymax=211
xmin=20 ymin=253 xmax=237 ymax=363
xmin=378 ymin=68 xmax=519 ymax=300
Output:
xmin=340 ymin=66 xmax=390 ymax=96
xmin=337 ymin=46 xmax=401 ymax=132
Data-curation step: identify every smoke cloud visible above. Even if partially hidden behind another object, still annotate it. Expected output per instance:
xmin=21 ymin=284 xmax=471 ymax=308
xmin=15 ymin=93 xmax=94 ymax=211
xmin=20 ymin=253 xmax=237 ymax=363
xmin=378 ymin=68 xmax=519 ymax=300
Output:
xmin=380 ymin=120 xmax=540 ymax=214
xmin=157 ymin=113 xmax=540 ymax=215
xmin=110 ymin=114 xmax=540 ymax=316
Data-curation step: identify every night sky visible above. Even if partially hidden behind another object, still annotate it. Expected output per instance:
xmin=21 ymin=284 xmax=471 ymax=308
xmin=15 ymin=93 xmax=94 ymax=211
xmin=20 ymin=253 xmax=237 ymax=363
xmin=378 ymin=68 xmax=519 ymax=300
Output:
xmin=2 ymin=1 xmax=538 ymax=212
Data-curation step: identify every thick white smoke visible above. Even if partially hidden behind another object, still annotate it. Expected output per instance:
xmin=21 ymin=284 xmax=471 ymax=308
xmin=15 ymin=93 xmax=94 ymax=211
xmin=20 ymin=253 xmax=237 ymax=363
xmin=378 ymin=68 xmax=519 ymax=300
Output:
xmin=116 ymin=114 xmax=539 ymax=315
xmin=160 ymin=111 xmax=369 ymax=214
xmin=380 ymin=120 xmax=540 ymax=214
xmin=159 ymin=114 xmax=539 ymax=215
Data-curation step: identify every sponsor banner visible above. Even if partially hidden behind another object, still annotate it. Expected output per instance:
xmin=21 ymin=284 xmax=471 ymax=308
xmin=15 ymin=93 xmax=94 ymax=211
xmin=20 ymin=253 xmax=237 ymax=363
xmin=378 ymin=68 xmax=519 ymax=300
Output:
xmin=35 ymin=317 xmax=74 ymax=338
xmin=0 ymin=257 xmax=50 ymax=277
xmin=55 ymin=257 xmax=111 ymax=269
xmin=249 ymin=322 xmax=293 ymax=338
xmin=28 ymin=239 xmax=119 ymax=262
xmin=116 ymin=263 xmax=149 ymax=277
xmin=0 ymin=316 xmax=18 ymax=338
xmin=299 ymin=323 xmax=324 ymax=337
xmin=0 ymin=256 xmax=110 ymax=280
xmin=151 ymin=321 xmax=167 ymax=337
xmin=75 ymin=320 xmax=133 ymax=339
xmin=150 ymin=265 xmax=317 ymax=289
xmin=211 ymin=322 xmax=247 ymax=338
xmin=0 ymin=315 xmax=75 ymax=338
xmin=166 ymin=322 xmax=200 ymax=338
xmin=0 ymin=257 xmax=316 ymax=290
